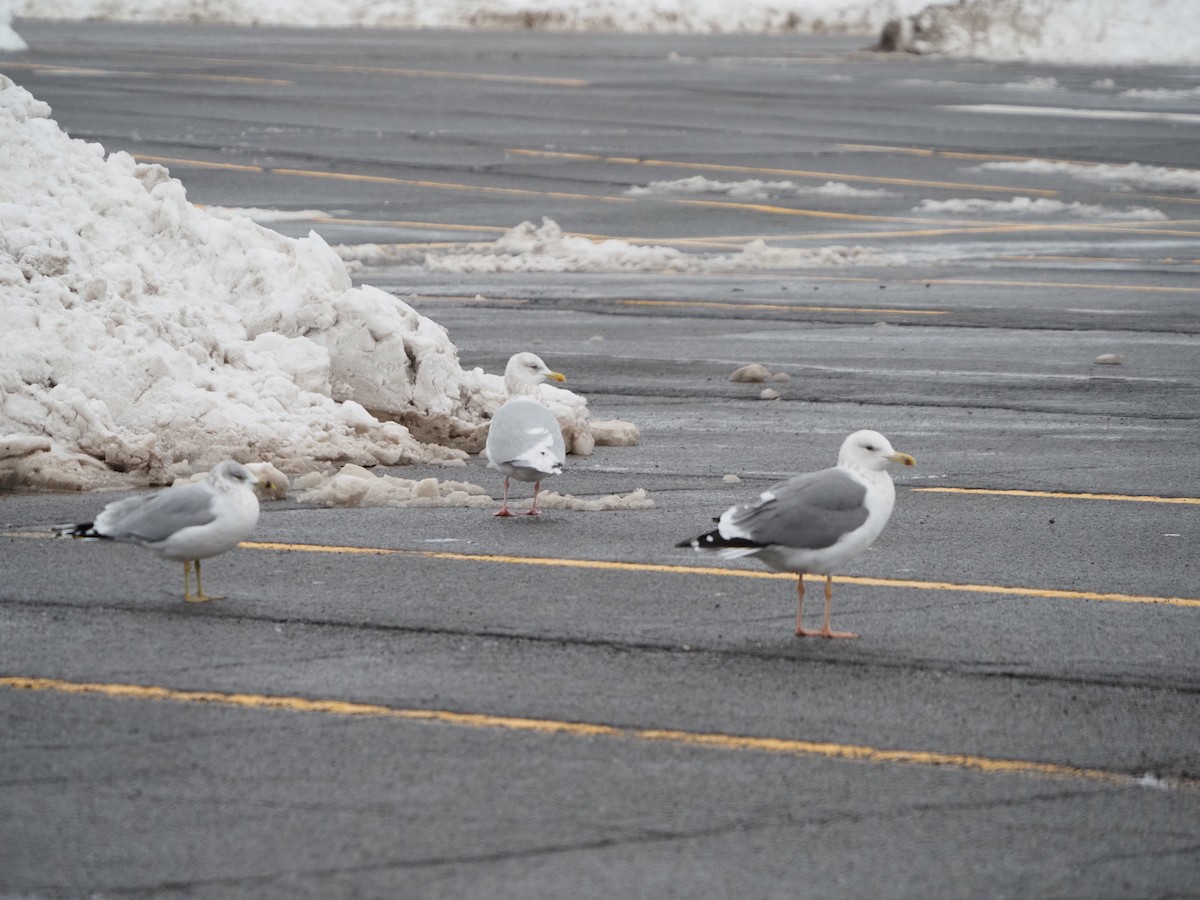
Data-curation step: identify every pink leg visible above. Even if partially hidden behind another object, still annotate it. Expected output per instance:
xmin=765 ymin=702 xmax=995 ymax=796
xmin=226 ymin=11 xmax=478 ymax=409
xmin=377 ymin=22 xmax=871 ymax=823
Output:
xmin=524 ymin=481 xmax=541 ymax=516
xmin=495 ymin=476 xmax=513 ymax=517
xmin=795 ymin=575 xmax=858 ymax=639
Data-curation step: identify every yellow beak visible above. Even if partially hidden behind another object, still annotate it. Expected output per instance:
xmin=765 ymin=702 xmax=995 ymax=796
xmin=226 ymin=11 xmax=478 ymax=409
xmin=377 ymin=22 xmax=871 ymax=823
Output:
xmin=888 ymin=451 xmax=916 ymax=466
xmin=548 ymin=371 xmax=566 ymax=382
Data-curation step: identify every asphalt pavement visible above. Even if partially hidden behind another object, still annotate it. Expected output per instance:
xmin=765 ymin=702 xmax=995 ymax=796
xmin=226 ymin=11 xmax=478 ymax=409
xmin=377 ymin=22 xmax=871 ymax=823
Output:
xmin=2 ymin=21 xmax=1199 ymax=899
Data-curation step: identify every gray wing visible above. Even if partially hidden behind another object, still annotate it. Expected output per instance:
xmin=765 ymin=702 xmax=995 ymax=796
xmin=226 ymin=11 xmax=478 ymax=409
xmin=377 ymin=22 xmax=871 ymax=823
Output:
xmin=95 ymin=482 xmax=218 ymax=544
xmin=722 ymin=467 xmax=868 ymax=550
xmin=486 ymin=398 xmax=566 ymax=471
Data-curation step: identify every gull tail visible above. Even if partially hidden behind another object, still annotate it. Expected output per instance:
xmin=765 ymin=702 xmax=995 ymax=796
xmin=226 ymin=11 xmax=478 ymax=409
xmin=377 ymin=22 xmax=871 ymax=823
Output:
xmin=53 ymin=522 xmax=105 ymax=540
xmin=676 ymin=528 xmax=762 ymax=555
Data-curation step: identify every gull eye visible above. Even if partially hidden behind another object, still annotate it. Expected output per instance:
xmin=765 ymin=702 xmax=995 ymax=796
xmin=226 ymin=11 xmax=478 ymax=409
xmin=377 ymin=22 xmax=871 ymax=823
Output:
xmin=863 ymin=444 xmax=876 ymax=452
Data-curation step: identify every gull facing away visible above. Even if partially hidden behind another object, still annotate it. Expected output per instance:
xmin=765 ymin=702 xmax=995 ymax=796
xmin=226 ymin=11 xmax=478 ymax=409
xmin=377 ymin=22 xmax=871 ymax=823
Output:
xmin=485 ymin=352 xmax=567 ymax=516
xmin=54 ymin=460 xmax=266 ymax=602
xmin=677 ymin=430 xmax=915 ymax=639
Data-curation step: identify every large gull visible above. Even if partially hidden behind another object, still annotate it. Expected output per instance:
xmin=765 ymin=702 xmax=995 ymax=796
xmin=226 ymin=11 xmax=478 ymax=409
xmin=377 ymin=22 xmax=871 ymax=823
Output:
xmin=678 ymin=430 xmax=915 ymax=639
xmin=485 ymin=352 xmax=567 ymax=516
xmin=54 ymin=460 xmax=266 ymax=602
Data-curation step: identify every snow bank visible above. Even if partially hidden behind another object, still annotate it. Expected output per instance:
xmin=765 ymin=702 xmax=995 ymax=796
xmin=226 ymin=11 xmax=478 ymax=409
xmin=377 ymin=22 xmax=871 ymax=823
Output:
xmin=879 ymin=0 xmax=1200 ymax=66
xmin=913 ymin=197 xmax=1166 ymax=220
xmin=420 ymin=217 xmax=906 ymax=274
xmin=0 ymin=77 xmax=599 ymax=489
xmin=292 ymin=463 xmax=654 ymax=511
xmin=972 ymin=160 xmax=1200 ymax=195
xmin=627 ymin=176 xmax=893 ymax=200
xmin=0 ymin=0 xmax=24 ymax=51
xmin=11 ymin=0 xmax=931 ymax=34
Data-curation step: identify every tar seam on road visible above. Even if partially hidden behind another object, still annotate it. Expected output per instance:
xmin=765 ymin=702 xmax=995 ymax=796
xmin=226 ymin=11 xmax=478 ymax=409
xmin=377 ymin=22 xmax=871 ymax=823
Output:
xmin=1 ymin=676 xmax=1191 ymax=793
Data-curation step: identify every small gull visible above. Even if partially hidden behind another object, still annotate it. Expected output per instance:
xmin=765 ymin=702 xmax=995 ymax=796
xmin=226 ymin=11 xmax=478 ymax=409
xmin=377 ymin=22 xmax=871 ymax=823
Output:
xmin=678 ymin=430 xmax=915 ymax=639
xmin=54 ymin=460 xmax=266 ymax=602
xmin=486 ymin=352 xmax=567 ymax=516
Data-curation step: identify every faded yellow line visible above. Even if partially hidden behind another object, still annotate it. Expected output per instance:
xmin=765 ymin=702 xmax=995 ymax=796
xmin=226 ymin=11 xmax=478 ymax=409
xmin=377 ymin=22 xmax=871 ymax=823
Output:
xmin=505 ymin=147 xmax=1062 ymax=196
xmin=915 ymin=487 xmax=1200 ymax=505
xmin=921 ymin=277 xmax=1199 ymax=295
xmin=135 ymin=155 xmax=635 ymax=205
xmin=2 ymin=677 xmax=1180 ymax=790
xmin=0 ymin=61 xmax=291 ymax=86
xmin=140 ymin=53 xmax=590 ymax=87
xmin=239 ymin=542 xmax=1200 ymax=608
xmin=618 ymin=299 xmax=947 ymax=316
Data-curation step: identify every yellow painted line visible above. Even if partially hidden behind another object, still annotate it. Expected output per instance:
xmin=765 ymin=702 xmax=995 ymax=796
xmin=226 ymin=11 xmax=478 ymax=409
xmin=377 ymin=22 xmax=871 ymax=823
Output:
xmin=505 ymin=147 xmax=1063 ymax=196
xmin=238 ymin=542 xmax=1200 ymax=608
xmin=914 ymin=487 xmax=1200 ymax=505
xmin=132 ymin=53 xmax=590 ymax=88
xmin=920 ymin=277 xmax=1199 ymax=295
xmin=0 ymin=61 xmax=291 ymax=86
xmin=618 ymin=298 xmax=947 ymax=316
xmin=134 ymin=155 xmax=635 ymax=204
xmin=2 ymin=677 xmax=1183 ymax=791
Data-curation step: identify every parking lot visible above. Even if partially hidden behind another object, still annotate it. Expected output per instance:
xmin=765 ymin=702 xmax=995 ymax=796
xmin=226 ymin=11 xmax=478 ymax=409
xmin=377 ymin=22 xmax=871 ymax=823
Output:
xmin=2 ymin=21 xmax=1199 ymax=898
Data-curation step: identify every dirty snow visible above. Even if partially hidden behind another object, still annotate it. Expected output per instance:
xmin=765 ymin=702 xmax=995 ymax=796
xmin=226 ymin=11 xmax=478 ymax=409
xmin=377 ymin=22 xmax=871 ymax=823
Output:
xmin=913 ymin=197 xmax=1167 ymax=220
xmin=292 ymin=464 xmax=653 ymax=511
xmin=0 ymin=77 xmax=603 ymax=489
xmin=972 ymin=160 xmax=1200 ymax=195
xmin=420 ymin=217 xmax=906 ymax=274
xmin=9 ymin=0 xmax=933 ymax=34
xmin=627 ymin=176 xmax=893 ymax=200
xmin=878 ymin=0 xmax=1199 ymax=66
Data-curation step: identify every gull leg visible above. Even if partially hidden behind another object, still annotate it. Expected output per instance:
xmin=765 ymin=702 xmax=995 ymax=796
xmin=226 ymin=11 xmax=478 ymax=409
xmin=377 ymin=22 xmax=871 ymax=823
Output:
xmin=817 ymin=574 xmax=858 ymax=640
xmin=495 ymin=476 xmax=513 ymax=517
xmin=186 ymin=559 xmax=225 ymax=603
xmin=182 ymin=560 xmax=195 ymax=602
xmin=525 ymin=481 xmax=541 ymax=516
xmin=793 ymin=576 xmax=807 ymax=637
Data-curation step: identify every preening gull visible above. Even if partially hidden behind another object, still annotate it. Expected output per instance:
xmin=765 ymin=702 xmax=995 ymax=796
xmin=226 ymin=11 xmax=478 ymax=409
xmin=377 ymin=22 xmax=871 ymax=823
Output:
xmin=678 ymin=430 xmax=915 ymax=639
xmin=54 ymin=460 xmax=267 ymax=602
xmin=486 ymin=352 xmax=567 ymax=516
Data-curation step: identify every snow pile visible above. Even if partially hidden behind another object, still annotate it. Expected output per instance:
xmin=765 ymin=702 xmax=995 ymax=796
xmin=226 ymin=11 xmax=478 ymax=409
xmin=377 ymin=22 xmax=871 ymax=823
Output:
xmin=972 ymin=160 xmax=1200 ymax=195
xmin=879 ymin=0 xmax=1200 ymax=66
xmin=913 ymin=197 xmax=1166 ymax=220
xmin=292 ymin=464 xmax=654 ymax=511
xmin=0 ymin=1 xmax=24 ymax=51
xmin=1120 ymin=86 xmax=1200 ymax=101
xmin=0 ymin=77 xmax=601 ymax=489
xmin=422 ymin=217 xmax=906 ymax=274
xmin=10 ymin=0 xmax=932 ymax=34
xmin=627 ymin=176 xmax=893 ymax=200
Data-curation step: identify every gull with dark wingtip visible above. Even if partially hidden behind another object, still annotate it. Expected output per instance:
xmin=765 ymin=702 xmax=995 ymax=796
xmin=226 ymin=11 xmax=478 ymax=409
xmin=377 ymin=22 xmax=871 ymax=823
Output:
xmin=678 ymin=430 xmax=915 ymax=639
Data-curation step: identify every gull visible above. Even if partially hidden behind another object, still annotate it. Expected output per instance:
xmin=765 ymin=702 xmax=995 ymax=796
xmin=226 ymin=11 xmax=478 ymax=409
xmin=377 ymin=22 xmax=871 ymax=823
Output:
xmin=55 ymin=460 xmax=267 ymax=602
xmin=485 ymin=352 xmax=567 ymax=516
xmin=678 ymin=430 xmax=915 ymax=639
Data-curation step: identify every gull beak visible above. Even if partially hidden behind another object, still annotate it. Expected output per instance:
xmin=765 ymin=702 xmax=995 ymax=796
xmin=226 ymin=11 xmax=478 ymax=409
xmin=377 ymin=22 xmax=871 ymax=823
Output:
xmin=548 ymin=371 xmax=566 ymax=382
xmin=888 ymin=451 xmax=916 ymax=467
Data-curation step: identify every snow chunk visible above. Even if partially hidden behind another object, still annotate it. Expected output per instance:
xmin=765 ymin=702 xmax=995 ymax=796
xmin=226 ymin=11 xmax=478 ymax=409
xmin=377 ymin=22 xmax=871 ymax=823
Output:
xmin=422 ymin=218 xmax=905 ymax=274
xmin=730 ymin=364 xmax=773 ymax=383
xmin=972 ymin=160 xmax=1200 ymax=195
xmin=535 ymin=488 xmax=655 ymax=511
xmin=913 ymin=197 xmax=1166 ymax=220
xmin=295 ymin=464 xmax=494 ymax=508
xmin=628 ymin=176 xmax=893 ymax=201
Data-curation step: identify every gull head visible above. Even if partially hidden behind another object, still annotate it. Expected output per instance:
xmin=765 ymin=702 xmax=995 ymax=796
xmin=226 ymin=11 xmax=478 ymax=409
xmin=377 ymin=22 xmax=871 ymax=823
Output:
xmin=838 ymin=429 xmax=916 ymax=472
xmin=504 ymin=351 xmax=566 ymax=395
xmin=208 ymin=460 xmax=263 ymax=491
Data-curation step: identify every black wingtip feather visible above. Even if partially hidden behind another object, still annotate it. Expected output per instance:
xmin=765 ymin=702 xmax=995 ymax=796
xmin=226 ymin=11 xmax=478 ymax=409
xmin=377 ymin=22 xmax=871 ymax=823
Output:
xmin=677 ymin=528 xmax=763 ymax=551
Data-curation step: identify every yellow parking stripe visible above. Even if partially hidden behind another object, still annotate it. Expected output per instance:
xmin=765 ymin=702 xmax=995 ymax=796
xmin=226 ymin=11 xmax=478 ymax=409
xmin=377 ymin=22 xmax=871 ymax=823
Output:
xmin=617 ymin=299 xmax=947 ymax=316
xmin=915 ymin=487 xmax=1200 ymax=505
xmin=239 ymin=542 xmax=1200 ymax=608
xmin=504 ymin=147 xmax=1063 ymax=196
xmin=1 ymin=677 xmax=1185 ymax=791
xmin=0 ymin=61 xmax=291 ymax=86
